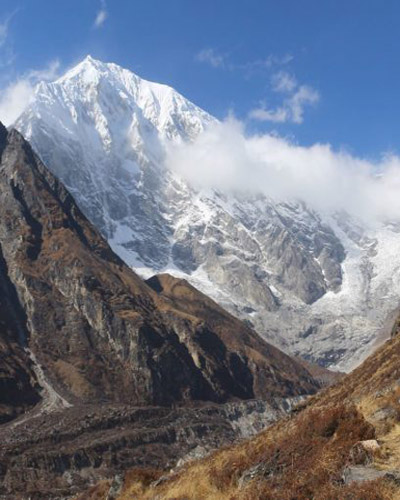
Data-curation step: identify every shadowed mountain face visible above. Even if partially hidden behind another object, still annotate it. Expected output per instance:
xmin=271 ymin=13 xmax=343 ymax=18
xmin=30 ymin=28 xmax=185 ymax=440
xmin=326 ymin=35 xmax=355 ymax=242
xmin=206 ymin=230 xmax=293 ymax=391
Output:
xmin=0 ymin=121 xmax=319 ymax=417
xmin=0 ymin=248 xmax=41 ymax=423
xmin=0 ymin=123 xmax=41 ymax=423
xmin=146 ymin=273 xmax=323 ymax=398
xmin=0 ymin=121 xmax=324 ymax=499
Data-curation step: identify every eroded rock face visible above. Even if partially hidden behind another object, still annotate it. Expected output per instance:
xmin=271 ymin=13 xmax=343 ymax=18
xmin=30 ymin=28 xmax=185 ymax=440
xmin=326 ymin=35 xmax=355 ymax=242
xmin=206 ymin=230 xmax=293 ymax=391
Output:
xmin=0 ymin=122 xmax=319 ymax=410
xmin=0 ymin=397 xmax=303 ymax=499
xmin=0 ymin=121 xmax=325 ymax=498
xmin=0 ymin=122 xmax=324 ymax=497
xmin=0 ymin=323 xmax=40 ymax=424
xmin=0 ymin=123 xmax=41 ymax=423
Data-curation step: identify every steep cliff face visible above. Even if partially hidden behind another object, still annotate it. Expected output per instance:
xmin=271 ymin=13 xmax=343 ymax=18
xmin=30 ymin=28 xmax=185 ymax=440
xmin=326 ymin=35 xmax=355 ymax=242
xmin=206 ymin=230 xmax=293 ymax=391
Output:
xmin=0 ymin=282 xmax=40 ymax=423
xmin=147 ymin=273 xmax=318 ymax=398
xmin=0 ymin=121 xmax=318 ymax=412
xmin=0 ymin=122 xmax=41 ymax=423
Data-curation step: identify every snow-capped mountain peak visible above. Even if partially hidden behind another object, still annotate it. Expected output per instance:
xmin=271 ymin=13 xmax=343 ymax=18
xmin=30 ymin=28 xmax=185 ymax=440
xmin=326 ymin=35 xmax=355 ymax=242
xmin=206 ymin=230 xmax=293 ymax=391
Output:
xmin=13 ymin=57 xmax=400 ymax=372
xmin=50 ymin=55 xmax=214 ymax=143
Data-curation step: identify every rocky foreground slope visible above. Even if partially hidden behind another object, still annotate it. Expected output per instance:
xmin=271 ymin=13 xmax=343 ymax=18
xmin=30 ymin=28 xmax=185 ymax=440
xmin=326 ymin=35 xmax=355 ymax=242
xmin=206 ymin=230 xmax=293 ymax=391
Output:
xmin=0 ymin=122 xmax=321 ymax=498
xmin=14 ymin=56 xmax=400 ymax=371
xmin=79 ymin=316 xmax=400 ymax=500
xmin=85 ymin=318 xmax=400 ymax=499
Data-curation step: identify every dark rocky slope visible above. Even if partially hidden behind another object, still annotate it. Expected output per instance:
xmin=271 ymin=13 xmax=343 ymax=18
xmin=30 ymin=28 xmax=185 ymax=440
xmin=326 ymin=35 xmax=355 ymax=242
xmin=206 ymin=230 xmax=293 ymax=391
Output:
xmin=0 ymin=124 xmax=41 ymax=423
xmin=0 ymin=121 xmax=321 ymax=498
xmin=0 ymin=293 xmax=40 ymax=423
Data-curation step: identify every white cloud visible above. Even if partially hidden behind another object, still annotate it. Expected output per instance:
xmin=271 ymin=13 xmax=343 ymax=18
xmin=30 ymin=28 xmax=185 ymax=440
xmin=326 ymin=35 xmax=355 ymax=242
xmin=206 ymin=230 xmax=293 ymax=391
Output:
xmin=288 ymin=85 xmax=319 ymax=123
xmin=166 ymin=117 xmax=400 ymax=225
xmin=272 ymin=71 xmax=297 ymax=93
xmin=0 ymin=60 xmax=60 ymax=126
xmin=94 ymin=0 xmax=108 ymax=28
xmin=196 ymin=48 xmax=225 ymax=68
xmin=0 ymin=80 xmax=33 ymax=126
xmin=248 ymin=105 xmax=288 ymax=123
xmin=249 ymin=71 xmax=319 ymax=124
xmin=196 ymin=51 xmax=293 ymax=74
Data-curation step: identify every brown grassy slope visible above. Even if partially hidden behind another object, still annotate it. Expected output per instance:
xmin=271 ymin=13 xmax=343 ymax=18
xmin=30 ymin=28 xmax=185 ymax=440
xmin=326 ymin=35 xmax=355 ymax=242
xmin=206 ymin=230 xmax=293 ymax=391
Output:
xmin=148 ymin=274 xmax=341 ymax=388
xmin=148 ymin=273 xmax=320 ymax=397
xmin=109 ymin=323 xmax=400 ymax=499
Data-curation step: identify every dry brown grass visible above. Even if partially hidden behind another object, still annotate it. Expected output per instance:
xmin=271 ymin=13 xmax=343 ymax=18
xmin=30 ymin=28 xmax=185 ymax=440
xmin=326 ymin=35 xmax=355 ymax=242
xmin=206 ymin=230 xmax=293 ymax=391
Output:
xmin=74 ymin=480 xmax=111 ymax=500
xmin=79 ymin=322 xmax=400 ymax=500
xmin=79 ymin=335 xmax=400 ymax=500
xmin=112 ymin=403 xmax=395 ymax=500
xmin=52 ymin=359 xmax=95 ymax=399
xmin=117 ymin=467 xmax=163 ymax=499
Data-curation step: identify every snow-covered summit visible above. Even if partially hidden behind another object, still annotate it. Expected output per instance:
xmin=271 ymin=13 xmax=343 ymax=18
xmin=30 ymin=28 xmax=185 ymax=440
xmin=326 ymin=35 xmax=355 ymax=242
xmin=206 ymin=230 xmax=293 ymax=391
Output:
xmin=25 ymin=55 xmax=213 ymax=154
xmin=13 ymin=57 xmax=400 ymax=372
xmin=54 ymin=55 xmax=213 ymax=140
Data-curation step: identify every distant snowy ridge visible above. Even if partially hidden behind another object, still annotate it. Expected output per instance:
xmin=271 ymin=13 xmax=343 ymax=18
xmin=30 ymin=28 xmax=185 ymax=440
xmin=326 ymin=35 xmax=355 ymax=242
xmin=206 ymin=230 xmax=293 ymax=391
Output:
xmin=14 ymin=56 xmax=400 ymax=371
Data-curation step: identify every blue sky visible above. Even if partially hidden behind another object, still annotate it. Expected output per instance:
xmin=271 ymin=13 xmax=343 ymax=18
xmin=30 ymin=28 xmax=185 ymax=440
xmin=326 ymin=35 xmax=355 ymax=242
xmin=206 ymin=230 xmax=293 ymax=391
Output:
xmin=1 ymin=0 xmax=400 ymax=158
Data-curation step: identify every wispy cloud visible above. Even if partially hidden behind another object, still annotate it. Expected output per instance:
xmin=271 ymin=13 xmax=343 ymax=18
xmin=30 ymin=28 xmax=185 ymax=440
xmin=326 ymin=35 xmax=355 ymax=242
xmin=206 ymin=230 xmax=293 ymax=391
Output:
xmin=0 ymin=10 xmax=15 ymax=47
xmin=94 ymin=0 xmax=108 ymax=28
xmin=196 ymin=48 xmax=226 ymax=68
xmin=28 ymin=60 xmax=60 ymax=81
xmin=238 ymin=54 xmax=294 ymax=76
xmin=249 ymin=70 xmax=319 ymax=124
xmin=264 ymin=53 xmax=294 ymax=67
xmin=248 ymin=106 xmax=289 ymax=123
xmin=0 ymin=60 xmax=61 ymax=126
xmin=195 ymin=49 xmax=293 ymax=75
xmin=287 ymin=85 xmax=319 ymax=123
xmin=195 ymin=49 xmax=316 ymax=124
xmin=0 ymin=9 xmax=18 ymax=68
xmin=271 ymin=71 xmax=297 ymax=93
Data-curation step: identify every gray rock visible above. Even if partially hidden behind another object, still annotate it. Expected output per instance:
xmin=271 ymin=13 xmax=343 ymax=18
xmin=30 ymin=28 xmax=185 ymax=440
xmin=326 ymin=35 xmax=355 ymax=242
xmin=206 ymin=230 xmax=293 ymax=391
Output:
xmin=106 ymin=475 xmax=123 ymax=500
xmin=342 ymin=465 xmax=387 ymax=484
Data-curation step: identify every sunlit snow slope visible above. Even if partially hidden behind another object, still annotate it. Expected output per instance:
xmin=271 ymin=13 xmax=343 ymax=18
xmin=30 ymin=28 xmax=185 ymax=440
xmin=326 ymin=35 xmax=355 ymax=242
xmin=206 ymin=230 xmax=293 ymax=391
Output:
xmin=14 ymin=56 xmax=400 ymax=371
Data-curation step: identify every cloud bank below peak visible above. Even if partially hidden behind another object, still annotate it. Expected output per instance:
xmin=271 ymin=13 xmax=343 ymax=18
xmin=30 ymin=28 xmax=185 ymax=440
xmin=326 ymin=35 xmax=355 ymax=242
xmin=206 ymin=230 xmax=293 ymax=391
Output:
xmin=166 ymin=117 xmax=400 ymax=225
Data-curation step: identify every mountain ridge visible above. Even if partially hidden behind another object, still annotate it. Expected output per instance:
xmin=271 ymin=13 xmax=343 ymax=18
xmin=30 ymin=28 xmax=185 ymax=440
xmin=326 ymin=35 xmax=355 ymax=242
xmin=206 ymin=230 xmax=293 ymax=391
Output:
xmin=0 ymin=121 xmax=322 ymax=498
xmin=14 ymin=56 xmax=400 ymax=371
